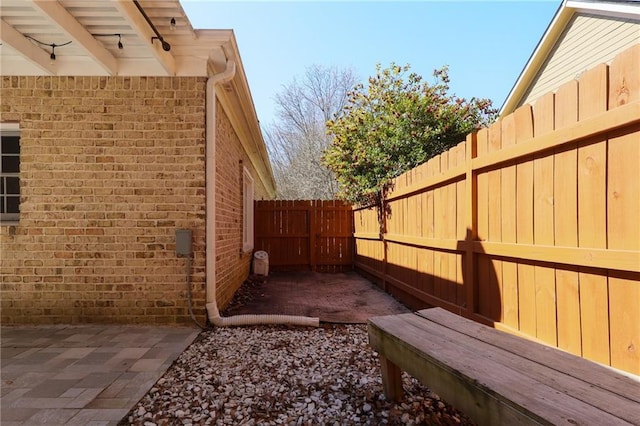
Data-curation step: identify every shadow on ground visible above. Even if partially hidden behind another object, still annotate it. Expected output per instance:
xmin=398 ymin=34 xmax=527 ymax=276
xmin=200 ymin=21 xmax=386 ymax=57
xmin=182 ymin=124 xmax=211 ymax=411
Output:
xmin=223 ymin=270 xmax=410 ymax=323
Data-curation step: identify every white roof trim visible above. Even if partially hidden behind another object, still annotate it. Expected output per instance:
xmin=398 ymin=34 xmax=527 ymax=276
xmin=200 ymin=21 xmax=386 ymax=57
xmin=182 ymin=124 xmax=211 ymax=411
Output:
xmin=499 ymin=1 xmax=567 ymax=116
xmin=567 ymin=0 xmax=640 ymax=19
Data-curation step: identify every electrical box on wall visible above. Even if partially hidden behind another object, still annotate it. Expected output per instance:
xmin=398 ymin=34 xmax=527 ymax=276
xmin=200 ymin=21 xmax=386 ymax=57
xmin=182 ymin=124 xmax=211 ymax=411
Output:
xmin=176 ymin=229 xmax=192 ymax=257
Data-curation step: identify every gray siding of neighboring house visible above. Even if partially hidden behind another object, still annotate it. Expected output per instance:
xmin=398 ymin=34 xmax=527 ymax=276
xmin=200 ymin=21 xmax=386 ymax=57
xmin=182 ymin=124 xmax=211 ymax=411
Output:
xmin=519 ymin=13 xmax=640 ymax=107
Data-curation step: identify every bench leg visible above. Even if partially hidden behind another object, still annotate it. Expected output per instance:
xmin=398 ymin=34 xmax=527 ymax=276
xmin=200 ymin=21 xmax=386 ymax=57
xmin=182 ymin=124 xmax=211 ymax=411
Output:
xmin=380 ymin=354 xmax=403 ymax=401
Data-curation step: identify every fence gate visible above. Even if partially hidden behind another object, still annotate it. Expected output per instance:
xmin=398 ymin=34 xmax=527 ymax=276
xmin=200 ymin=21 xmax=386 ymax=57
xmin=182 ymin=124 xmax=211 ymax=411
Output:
xmin=254 ymin=200 xmax=354 ymax=272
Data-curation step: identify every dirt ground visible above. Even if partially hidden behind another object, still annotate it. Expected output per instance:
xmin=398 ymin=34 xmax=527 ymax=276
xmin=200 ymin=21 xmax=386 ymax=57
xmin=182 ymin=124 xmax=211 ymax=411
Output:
xmin=222 ymin=270 xmax=410 ymax=323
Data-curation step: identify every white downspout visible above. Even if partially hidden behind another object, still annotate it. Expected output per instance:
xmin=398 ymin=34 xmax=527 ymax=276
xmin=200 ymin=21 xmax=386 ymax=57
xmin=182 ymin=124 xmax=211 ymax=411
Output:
xmin=205 ymin=59 xmax=319 ymax=328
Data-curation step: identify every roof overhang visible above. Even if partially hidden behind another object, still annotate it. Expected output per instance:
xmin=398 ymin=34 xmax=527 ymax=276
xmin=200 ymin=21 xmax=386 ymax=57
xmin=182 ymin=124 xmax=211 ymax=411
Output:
xmin=1 ymin=0 xmax=194 ymax=76
xmin=206 ymin=34 xmax=277 ymax=198
xmin=0 ymin=0 xmax=276 ymax=196
xmin=499 ymin=0 xmax=640 ymax=116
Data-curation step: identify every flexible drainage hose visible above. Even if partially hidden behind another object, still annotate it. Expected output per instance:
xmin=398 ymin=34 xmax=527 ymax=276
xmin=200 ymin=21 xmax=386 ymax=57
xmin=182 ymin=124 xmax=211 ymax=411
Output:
xmin=185 ymin=252 xmax=318 ymax=328
xmin=206 ymin=303 xmax=320 ymax=328
xmin=185 ymin=249 xmax=318 ymax=329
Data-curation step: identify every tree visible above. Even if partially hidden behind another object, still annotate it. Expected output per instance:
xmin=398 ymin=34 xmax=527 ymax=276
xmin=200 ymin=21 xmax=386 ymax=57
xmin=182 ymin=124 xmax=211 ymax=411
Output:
xmin=323 ymin=64 xmax=497 ymax=206
xmin=265 ymin=64 xmax=358 ymax=199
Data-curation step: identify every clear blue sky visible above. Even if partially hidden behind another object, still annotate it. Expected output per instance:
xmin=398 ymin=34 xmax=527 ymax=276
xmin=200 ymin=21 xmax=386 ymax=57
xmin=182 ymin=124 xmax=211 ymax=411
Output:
xmin=182 ymin=1 xmax=560 ymax=126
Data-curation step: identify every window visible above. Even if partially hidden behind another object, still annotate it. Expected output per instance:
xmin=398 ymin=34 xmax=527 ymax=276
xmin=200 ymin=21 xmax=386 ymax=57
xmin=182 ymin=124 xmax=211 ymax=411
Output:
xmin=242 ymin=167 xmax=254 ymax=253
xmin=1 ymin=124 xmax=20 ymax=223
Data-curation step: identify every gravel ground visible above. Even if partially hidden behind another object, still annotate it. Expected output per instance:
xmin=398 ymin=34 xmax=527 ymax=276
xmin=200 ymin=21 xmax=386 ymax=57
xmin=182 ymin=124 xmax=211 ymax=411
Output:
xmin=121 ymin=324 xmax=475 ymax=425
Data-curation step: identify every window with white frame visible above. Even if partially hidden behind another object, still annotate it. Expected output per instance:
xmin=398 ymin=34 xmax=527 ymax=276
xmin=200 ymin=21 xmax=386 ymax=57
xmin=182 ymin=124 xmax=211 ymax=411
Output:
xmin=242 ymin=166 xmax=254 ymax=253
xmin=1 ymin=123 xmax=20 ymax=223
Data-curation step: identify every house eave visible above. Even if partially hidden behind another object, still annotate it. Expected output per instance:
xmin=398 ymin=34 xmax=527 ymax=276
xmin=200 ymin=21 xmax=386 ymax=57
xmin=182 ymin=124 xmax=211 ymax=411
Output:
xmin=0 ymin=0 xmax=277 ymax=197
xmin=499 ymin=0 xmax=640 ymax=117
xmin=206 ymin=32 xmax=277 ymax=198
xmin=499 ymin=1 xmax=570 ymax=117
xmin=567 ymin=0 xmax=640 ymax=19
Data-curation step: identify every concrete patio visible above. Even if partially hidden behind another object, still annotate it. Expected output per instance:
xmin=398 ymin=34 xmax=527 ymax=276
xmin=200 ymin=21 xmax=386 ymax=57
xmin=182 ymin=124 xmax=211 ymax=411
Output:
xmin=0 ymin=325 xmax=199 ymax=425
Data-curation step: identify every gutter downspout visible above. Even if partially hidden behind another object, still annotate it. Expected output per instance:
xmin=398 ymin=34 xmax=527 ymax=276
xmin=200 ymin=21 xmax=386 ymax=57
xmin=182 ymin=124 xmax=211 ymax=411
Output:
xmin=205 ymin=58 xmax=318 ymax=328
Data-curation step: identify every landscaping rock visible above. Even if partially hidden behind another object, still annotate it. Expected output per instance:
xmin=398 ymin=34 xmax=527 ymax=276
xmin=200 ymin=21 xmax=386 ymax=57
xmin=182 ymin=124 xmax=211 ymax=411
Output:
xmin=121 ymin=324 xmax=474 ymax=425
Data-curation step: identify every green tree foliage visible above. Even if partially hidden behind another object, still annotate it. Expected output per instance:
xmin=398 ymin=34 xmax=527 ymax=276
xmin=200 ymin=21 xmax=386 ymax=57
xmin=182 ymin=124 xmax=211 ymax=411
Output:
xmin=323 ymin=64 xmax=497 ymax=206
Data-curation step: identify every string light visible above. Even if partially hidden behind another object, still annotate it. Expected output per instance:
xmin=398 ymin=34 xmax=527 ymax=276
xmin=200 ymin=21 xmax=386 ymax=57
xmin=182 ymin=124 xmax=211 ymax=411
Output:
xmin=24 ymin=35 xmax=72 ymax=63
xmin=92 ymin=33 xmax=124 ymax=50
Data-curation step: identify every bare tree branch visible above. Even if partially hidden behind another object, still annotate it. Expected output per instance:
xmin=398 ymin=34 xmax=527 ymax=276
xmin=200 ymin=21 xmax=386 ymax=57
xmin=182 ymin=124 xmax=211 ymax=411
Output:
xmin=265 ymin=65 xmax=358 ymax=200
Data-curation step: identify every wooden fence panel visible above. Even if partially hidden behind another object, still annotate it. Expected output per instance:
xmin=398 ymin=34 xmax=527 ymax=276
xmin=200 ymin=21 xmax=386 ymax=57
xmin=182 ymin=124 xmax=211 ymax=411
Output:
xmin=501 ymin=112 xmax=519 ymax=328
xmin=476 ymin=130 xmax=491 ymax=319
xmin=352 ymin=44 xmax=640 ymax=375
xmin=254 ymin=200 xmax=310 ymax=269
xmin=533 ymin=92 xmax=558 ymax=347
xmin=316 ymin=200 xmax=354 ymax=271
xmin=553 ymin=80 xmax=581 ymax=357
xmin=454 ymin=142 xmax=467 ymax=306
xmin=607 ymin=45 xmax=640 ymax=373
xmin=255 ymin=200 xmax=353 ymax=272
xmin=577 ymin=64 xmax=610 ymax=366
xmin=515 ymin=105 xmax=536 ymax=338
xmin=485 ymin=123 xmax=504 ymax=326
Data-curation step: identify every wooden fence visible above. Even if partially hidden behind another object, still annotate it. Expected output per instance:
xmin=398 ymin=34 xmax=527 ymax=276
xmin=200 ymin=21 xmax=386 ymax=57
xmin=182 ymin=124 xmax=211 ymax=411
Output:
xmin=353 ymin=44 xmax=639 ymax=375
xmin=254 ymin=200 xmax=354 ymax=272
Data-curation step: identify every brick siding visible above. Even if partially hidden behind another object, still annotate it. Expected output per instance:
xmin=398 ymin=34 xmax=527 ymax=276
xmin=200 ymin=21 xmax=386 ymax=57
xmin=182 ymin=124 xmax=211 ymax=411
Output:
xmin=0 ymin=76 xmax=268 ymax=324
xmin=214 ymin=99 xmax=269 ymax=308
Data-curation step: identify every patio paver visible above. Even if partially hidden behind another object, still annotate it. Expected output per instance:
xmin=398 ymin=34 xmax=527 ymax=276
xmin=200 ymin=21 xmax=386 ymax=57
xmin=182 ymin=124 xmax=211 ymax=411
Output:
xmin=1 ymin=324 xmax=199 ymax=425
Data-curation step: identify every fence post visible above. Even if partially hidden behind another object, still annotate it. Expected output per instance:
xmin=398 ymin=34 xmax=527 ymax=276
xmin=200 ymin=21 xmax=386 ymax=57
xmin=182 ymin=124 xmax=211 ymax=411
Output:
xmin=377 ymin=197 xmax=388 ymax=292
xmin=309 ymin=200 xmax=317 ymax=272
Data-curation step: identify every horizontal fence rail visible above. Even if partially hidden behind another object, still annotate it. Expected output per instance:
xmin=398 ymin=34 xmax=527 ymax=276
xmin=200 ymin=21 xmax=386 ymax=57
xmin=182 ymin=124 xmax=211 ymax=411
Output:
xmin=353 ymin=44 xmax=640 ymax=375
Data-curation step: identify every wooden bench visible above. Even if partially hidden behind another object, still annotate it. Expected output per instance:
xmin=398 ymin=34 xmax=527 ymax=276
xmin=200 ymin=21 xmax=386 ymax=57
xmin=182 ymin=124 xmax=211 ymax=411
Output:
xmin=368 ymin=308 xmax=640 ymax=425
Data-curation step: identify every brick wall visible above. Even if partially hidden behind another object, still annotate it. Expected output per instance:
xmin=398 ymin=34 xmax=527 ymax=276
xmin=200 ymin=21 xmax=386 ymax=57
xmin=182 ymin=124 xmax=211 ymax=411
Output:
xmin=215 ymin=99 xmax=270 ymax=308
xmin=0 ymin=76 xmax=209 ymax=324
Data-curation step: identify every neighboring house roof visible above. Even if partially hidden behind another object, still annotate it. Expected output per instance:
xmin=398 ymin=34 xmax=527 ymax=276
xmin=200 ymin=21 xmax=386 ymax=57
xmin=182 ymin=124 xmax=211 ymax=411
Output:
xmin=500 ymin=0 xmax=640 ymax=116
xmin=0 ymin=0 xmax=276 ymax=196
